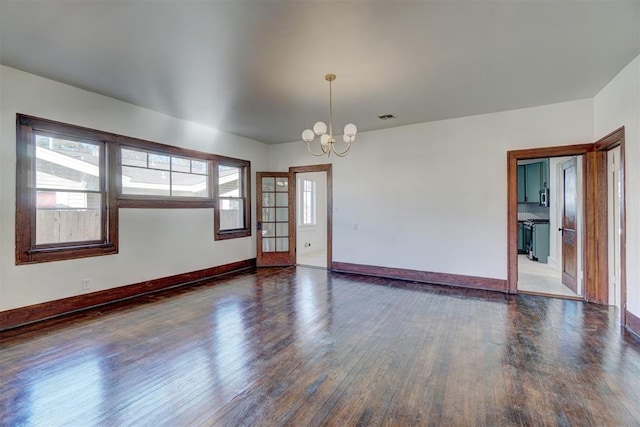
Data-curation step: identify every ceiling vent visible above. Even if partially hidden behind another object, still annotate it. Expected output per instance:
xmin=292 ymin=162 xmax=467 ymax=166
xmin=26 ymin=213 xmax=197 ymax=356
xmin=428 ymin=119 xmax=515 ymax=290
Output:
xmin=377 ymin=114 xmax=396 ymax=120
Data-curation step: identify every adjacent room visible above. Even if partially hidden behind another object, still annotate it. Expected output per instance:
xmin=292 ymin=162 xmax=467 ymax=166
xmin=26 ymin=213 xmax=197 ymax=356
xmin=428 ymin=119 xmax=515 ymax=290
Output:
xmin=1 ymin=1 xmax=640 ymax=425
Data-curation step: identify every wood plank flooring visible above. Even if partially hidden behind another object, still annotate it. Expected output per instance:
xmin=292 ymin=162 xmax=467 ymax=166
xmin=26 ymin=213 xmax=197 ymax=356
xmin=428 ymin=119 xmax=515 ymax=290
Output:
xmin=2 ymin=266 xmax=640 ymax=426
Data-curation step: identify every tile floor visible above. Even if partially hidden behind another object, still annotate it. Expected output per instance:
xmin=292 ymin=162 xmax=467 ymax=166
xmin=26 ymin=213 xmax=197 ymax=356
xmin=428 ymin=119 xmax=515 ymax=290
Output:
xmin=517 ymin=254 xmax=578 ymax=297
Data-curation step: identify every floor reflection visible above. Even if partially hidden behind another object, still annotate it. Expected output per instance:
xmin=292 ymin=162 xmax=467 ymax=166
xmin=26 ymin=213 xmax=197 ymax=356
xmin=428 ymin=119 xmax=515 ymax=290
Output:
xmin=1 ymin=266 xmax=639 ymax=425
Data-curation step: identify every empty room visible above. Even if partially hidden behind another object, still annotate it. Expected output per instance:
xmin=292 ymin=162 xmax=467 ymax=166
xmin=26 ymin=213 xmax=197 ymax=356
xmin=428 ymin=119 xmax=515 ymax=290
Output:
xmin=1 ymin=1 xmax=640 ymax=425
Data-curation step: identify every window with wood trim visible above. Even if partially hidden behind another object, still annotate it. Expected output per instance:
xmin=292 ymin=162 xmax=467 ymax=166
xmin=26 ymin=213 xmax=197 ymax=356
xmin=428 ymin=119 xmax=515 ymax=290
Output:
xmin=215 ymin=160 xmax=251 ymax=240
xmin=16 ymin=115 xmax=118 ymax=264
xmin=120 ymin=147 xmax=211 ymax=200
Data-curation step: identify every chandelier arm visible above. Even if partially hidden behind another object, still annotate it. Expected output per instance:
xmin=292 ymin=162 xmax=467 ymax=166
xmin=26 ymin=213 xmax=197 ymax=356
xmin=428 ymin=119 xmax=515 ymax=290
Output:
xmin=306 ymin=140 xmax=331 ymax=157
xmin=332 ymin=142 xmax=352 ymax=157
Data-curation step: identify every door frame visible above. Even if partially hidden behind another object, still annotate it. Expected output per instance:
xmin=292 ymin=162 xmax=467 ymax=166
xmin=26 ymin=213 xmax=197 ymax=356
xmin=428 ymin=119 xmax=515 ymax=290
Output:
xmin=594 ymin=128 xmax=626 ymax=324
xmin=289 ymin=164 xmax=333 ymax=269
xmin=507 ymin=128 xmax=626 ymax=315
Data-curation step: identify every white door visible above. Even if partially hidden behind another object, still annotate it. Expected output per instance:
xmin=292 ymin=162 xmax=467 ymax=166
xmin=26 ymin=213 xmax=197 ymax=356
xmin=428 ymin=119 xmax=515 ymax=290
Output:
xmin=607 ymin=146 xmax=622 ymax=308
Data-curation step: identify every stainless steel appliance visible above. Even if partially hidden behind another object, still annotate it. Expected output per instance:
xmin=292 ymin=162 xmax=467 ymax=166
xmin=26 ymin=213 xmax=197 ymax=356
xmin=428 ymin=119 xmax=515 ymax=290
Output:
xmin=539 ymin=187 xmax=550 ymax=207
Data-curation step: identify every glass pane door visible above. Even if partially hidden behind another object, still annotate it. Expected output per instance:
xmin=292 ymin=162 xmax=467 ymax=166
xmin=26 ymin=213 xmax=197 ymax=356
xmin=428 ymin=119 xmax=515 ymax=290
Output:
xmin=257 ymin=172 xmax=294 ymax=266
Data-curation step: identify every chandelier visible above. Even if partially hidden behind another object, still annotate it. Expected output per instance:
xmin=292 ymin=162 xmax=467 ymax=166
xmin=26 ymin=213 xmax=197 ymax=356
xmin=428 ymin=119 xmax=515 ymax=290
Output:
xmin=302 ymin=74 xmax=357 ymax=157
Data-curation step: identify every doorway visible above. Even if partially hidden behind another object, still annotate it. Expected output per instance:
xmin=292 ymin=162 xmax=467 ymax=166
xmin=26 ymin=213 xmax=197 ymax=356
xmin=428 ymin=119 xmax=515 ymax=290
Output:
xmin=516 ymin=156 xmax=583 ymax=299
xmin=256 ymin=164 xmax=332 ymax=269
xmin=290 ymin=164 xmax=332 ymax=270
xmin=295 ymin=171 xmax=328 ymax=268
xmin=507 ymin=127 xmax=626 ymax=317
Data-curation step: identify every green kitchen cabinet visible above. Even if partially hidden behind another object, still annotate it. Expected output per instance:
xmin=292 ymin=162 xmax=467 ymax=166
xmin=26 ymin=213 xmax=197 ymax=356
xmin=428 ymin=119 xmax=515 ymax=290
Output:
xmin=517 ymin=161 xmax=547 ymax=204
xmin=517 ymin=165 xmax=526 ymax=203
xmin=525 ymin=162 xmax=542 ymax=203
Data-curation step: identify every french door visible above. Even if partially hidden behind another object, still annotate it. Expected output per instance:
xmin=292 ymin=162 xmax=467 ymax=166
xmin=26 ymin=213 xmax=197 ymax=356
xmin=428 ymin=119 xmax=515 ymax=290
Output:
xmin=256 ymin=172 xmax=295 ymax=266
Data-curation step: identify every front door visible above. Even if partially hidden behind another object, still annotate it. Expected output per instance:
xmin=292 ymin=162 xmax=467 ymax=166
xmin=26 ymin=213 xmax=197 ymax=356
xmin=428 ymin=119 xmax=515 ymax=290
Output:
xmin=561 ymin=158 xmax=578 ymax=293
xmin=256 ymin=172 xmax=294 ymax=267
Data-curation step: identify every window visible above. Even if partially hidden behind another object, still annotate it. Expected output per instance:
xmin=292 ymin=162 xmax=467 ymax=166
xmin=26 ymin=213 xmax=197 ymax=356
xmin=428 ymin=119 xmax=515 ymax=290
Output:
xmin=215 ymin=160 xmax=251 ymax=240
xmin=16 ymin=115 xmax=252 ymax=264
xmin=16 ymin=115 xmax=118 ymax=264
xmin=300 ymin=179 xmax=316 ymax=226
xmin=120 ymin=147 xmax=210 ymax=199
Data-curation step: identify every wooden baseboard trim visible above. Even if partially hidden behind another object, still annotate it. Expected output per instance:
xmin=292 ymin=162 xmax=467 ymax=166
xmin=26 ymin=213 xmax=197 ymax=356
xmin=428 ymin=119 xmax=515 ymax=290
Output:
xmin=0 ymin=258 xmax=256 ymax=331
xmin=626 ymin=310 xmax=640 ymax=340
xmin=331 ymin=262 xmax=507 ymax=293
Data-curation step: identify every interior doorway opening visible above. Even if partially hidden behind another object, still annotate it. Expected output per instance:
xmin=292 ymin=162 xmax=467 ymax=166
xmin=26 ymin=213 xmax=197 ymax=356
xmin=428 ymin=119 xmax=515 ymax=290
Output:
xmin=516 ymin=155 xmax=584 ymax=299
xmin=507 ymin=127 xmax=626 ymax=322
xmin=296 ymin=171 xmax=328 ymax=268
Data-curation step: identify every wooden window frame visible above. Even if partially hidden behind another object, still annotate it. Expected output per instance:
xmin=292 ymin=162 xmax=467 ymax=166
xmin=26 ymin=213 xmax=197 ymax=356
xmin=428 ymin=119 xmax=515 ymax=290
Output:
xmin=117 ymin=140 xmax=215 ymax=209
xmin=16 ymin=115 xmax=252 ymax=265
xmin=16 ymin=114 xmax=119 ymax=264
xmin=214 ymin=157 xmax=251 ymax=240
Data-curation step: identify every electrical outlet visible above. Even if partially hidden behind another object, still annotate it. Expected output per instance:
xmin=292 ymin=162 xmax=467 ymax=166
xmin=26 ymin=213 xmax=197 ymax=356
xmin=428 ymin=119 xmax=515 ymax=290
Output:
xmin=81 ymin=279 xmax=91 ymax=290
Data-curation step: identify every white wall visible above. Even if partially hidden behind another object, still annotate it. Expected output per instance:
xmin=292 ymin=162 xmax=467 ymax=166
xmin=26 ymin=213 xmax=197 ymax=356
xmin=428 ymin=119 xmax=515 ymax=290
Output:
xmin=270 ymin=99 xmax=594 ymax=280
xmin=594 ymin=54 xmax=640 ymax=318
xmin=0 ymin=66 xmax=269 ymax=311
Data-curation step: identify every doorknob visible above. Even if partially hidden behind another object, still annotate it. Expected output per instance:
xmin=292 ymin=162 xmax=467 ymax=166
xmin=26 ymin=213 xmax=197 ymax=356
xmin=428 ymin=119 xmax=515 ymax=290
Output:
xmin=558 ymin=227 xmax=564 ymax=231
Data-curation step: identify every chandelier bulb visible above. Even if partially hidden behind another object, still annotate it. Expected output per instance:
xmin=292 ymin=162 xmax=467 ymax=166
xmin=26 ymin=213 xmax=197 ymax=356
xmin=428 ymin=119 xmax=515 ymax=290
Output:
xmin=313 ymin=121 xmax=327 ymax=136
xmin=302 ymin=129 xmax=314 ymax=142
xmin=344 ymin=123 xmax=357 ymax=137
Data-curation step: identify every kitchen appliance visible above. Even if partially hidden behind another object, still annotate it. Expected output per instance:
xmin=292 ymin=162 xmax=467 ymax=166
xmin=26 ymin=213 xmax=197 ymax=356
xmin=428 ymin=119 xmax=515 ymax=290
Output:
xmin=523 ymin=219 xmax=550 ymax=262
xmin=539 ymin=187 xmax=550 ymax=207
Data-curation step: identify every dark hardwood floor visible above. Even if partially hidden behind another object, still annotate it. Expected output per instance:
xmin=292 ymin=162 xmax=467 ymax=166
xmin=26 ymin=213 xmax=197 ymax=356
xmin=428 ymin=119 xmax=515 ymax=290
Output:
xmin=1 ymin=266 xmax=640 ymax=426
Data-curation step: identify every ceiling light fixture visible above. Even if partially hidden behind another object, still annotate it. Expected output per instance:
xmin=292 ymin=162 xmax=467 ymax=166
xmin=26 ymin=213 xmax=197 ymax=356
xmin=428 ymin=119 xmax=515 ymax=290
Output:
xmin=302 ymin=74 xmax=357 ymax=157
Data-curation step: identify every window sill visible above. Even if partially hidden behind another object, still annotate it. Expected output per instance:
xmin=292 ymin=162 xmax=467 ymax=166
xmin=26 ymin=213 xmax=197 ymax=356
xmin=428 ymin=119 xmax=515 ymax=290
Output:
xmin=118 ymin=198 xmax=215 ymax=209
xmin=17 ymin=243 xmax=118 ymax=265
xmin=215 ymin=229 xmax=251 ymax=241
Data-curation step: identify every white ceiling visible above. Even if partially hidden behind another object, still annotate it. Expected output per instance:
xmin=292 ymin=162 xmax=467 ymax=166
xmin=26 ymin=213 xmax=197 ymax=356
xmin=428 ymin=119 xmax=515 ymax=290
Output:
xmin=1 ymin=1 xmax=639 ymax=144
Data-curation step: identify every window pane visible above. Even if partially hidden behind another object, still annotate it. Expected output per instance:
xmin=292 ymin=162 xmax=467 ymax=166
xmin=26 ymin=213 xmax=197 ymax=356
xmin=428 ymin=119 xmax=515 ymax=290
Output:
xmin=219 ymin=165 xmax=241 ymax=197
xmin=171 ymin=172 xmax=209 ymax=197
xmin=171 ymin=156 xmax=190 ymax=173
xmin=263 ymin=238 xmax=275 ymax=252
xmin=300 ymin=179 xmax=316 ymax=225
xmin=276 ymin=222 xmax=288 ymax=237
xmin=35 ymin=136 xmax=100 ymax=191
xmin=121 ymin=148 xmax=211 ymax=199
xmin=121 ymin=148 xmax=147 ymax=167
xmin=191 ymin=160 xmax=208 ymax=175
xmin=262 ymin=208 xmax=275 ymax=221
xmin=262 ymin=223 xmax=275 ymax=237
xmin=276 ymin=193 xmax=288 ymax=207
xmin=36 ymin=192 xmax=102 ymax=245
xmin=121 ymin=165 xmax=170 ymax=196
xmin=276 ymin=178 xmax=288 ymax=192
xmin=263 ymin=193 xmax=275 ymax=207
xmin=262 ymin=177 xmax=275 ymax=192
xmin=276 ymin=238 xmax=289 ymax=252
xmin=220 ymin=198 xmax=244 ymax=230
xmin=148 ymin=153 xmax=170 ymax=170
xmin=276 ymin=208 xmax=288 ymax=222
